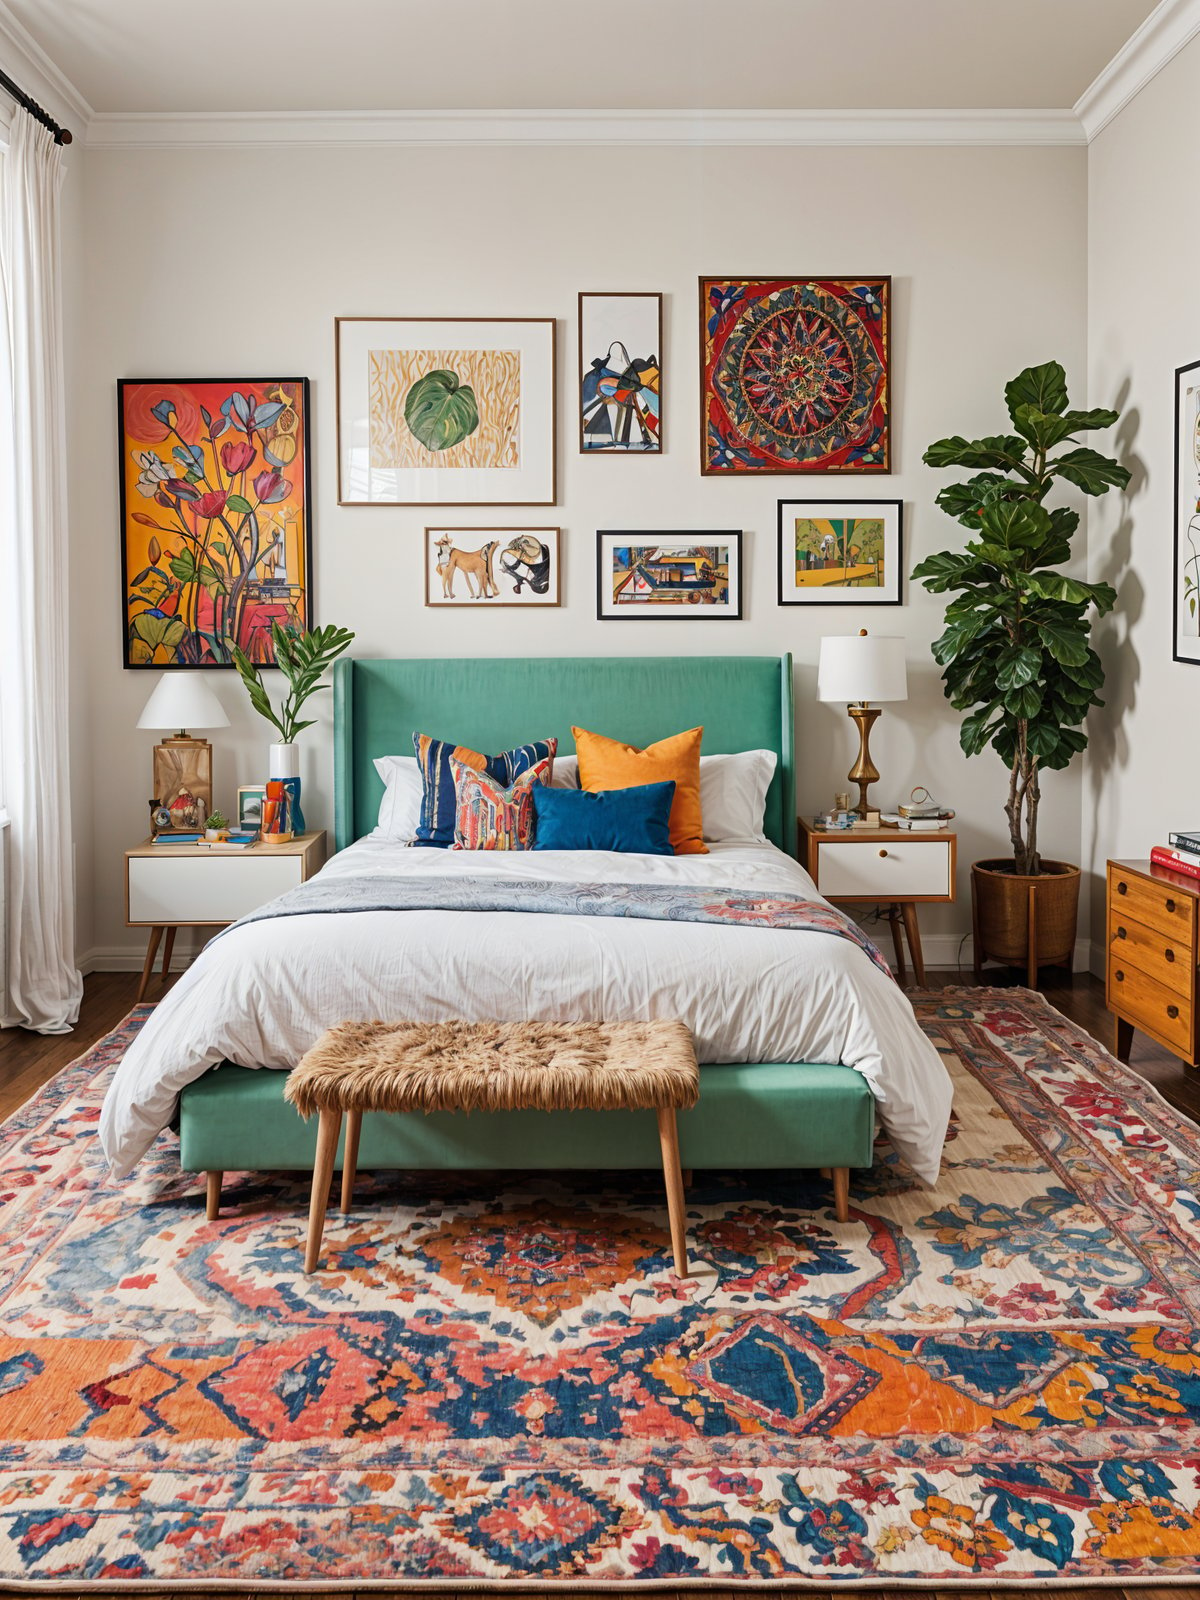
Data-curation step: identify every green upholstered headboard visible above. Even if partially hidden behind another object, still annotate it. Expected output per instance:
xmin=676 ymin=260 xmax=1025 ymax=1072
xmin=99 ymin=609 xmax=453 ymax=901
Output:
xmin=333 ymin=655 xmax=796 ymax=855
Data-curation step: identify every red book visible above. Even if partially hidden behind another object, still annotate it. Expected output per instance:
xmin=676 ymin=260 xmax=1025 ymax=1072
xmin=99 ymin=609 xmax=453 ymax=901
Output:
xmin=1150 ymin=845 xmax=1200 ymax=881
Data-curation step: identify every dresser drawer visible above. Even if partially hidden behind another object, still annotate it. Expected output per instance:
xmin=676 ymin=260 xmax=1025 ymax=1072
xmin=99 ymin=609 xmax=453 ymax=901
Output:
xmin=817 ymin=839 xmax=952 ymax=900
xmin=1108 ymin=955 xmax=1194 ymax=1056
xmin=1107 ymin=910 xmax=1194 ymax=997
xmin=128 ymin=854 xmax=304 ymax=925
xmin=1108 ymin=866 xmax=1195 ymax=948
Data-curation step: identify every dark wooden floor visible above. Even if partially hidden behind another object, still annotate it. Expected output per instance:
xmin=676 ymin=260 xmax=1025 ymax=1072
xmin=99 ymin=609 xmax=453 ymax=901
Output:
xmin=0 ymin=969 xmax=1195 ymax=1598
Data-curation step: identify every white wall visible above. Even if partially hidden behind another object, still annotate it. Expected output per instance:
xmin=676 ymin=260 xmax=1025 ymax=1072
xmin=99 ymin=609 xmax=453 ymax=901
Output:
xmin=70 ymin=140 xmax=1089 ymax=968
xmin=1085 ymin=34 xmax=1200 ymax=965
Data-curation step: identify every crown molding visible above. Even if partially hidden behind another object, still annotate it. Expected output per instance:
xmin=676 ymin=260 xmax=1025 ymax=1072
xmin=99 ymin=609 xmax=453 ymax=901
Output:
xmin=84 ymin=106 xmax=1086 ymax=151
xmin=1075 ymin=0 xmax=1200 ymax=140
xmin=0 ymin=0 xmax=92 ymax=139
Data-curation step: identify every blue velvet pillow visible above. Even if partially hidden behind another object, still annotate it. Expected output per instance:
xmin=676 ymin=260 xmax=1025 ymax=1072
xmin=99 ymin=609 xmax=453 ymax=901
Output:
xmin=531 ymin=780 xmax=676 ymax=855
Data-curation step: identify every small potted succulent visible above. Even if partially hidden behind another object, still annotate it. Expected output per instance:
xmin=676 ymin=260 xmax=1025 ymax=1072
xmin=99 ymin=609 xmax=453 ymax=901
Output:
xmin=204 ymin=809 xmax=230 ymax=842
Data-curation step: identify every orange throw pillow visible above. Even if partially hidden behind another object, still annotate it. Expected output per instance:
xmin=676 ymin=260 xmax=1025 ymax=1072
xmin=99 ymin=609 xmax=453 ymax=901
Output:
xmin=571 ymin=725 xmax=707 ymax=855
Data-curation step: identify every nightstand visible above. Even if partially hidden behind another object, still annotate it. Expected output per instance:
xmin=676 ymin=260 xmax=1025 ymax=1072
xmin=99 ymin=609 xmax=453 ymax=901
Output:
xmin=1107 ymin=858 xmax=1200 ymax=1068
xmin=126 ymin=831 xmax=326 ymax=1001
xmin=799 ymin=817 xmax=957 ymax=987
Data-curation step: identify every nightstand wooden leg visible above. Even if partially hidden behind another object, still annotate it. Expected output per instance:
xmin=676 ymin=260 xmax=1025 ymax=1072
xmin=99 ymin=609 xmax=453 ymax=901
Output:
xmin=900 ymin=902 xmax=926 ymax=987
xmin=205 ymin=1171 xmax=222 ymax=1220
xmin=340 ymin=1109 xmax=362 ymax=1213
xmin=1113 ymin=1015 xmax=1134 ymax=1064
xmin=832 ymin=1167 xmax=850 ymax=1222
xmin=888 ymin=905 xmax=907 ymax=985
xmin=160 ymin=926 xmax=177 ymax=981
xmin=305 ymin=1108 xmax=342 ymax=1273
xmin=137 ymin=927 xmax=164 ymax=1004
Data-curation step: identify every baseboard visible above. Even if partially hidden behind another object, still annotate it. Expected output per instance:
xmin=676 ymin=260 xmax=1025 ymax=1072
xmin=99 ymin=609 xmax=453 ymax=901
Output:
xmin=79 ymin=945 xmax=199 ymax=975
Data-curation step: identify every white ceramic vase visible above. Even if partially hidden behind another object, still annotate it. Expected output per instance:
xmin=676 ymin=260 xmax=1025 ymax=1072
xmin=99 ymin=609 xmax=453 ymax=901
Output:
xmin=268 ymin=742 xmax=299 ymax=780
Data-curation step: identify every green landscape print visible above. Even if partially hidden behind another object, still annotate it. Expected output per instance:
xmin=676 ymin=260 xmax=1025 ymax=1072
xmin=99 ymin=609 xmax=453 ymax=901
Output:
xmin=793 ymin=516 xmax=884 ymax=588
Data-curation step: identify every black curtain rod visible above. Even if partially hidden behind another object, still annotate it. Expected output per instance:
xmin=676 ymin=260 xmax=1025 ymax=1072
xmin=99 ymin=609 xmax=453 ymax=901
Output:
xmin=0 ymin=66 xmax=72 ymax=145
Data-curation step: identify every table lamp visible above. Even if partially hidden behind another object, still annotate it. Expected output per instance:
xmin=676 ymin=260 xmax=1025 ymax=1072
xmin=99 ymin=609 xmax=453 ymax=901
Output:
xmin=817 ymin=630 xmax=908 ymax=817
xmin=137 ymin=675 xmax=229 ymax=831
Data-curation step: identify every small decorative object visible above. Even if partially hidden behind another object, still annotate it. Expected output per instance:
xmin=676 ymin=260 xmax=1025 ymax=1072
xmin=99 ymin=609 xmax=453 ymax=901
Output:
xmin=1174 ymin=357 xmax=1200 ymax=663
xmin=777 ymin=499 xmax=903 ymax=605
xmin=834 ymin=792 xmax=850 ymax=813
xmin=232 ymin=622 xmax=355 ymax=835
xmin=237 ymin=784 xmax=266 ymax=829
xmin=424 ymin=527 xmax=560 ymax=607
xmin=578 ymin=292 xmax=662 ymax=453
xmin=700 ymin=276 xmax=890 ymax=475
xmin=149 ymin=800 xmax=173 ymax=835
xmin=137 ymin=673 xmax=229 ymax=822
xmin=260 ymin=779 xmax=294 ymax=844
xmin=915 ymin=358 xmax=1128 ymax=978
xmin=204 ymin=809 xmax=229 ymax=841
xmin=119 ymin=379 xmax=312 ymax=668
xmin=596 ymin=532 xmax=742 ymax=620
xmin=817 ymin=629 xmax=908 ymax=817
xmin=335 ymin=317 xmax=556 ymax=505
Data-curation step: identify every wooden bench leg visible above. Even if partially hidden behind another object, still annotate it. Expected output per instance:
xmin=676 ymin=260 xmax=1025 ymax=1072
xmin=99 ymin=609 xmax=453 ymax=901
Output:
xmin=340 ymin=1109 xmax=362 ymax=1213
xmin=655 ymin=1107 xmax=688 ymax=1279
xmin=205 ymin=1170 xmax=222 ymax=1221
xmin=305 ymin=1108 xmax=342 ymax=1273
xmin=832 ymin=1166 xmax=850 ymax=1223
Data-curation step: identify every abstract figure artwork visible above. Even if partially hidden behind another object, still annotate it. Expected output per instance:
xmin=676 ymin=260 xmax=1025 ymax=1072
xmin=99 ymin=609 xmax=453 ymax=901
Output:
xmin=119 ymin=379 xmax=312 ymax=669
xmin=578 ymin=293 xmax=662 ymax=454
xmin=425 ymin=527 xmax=561 ymax=607
xmin=337 ymin=318 xmax=557 ymax=506
xmin=700 ymin=277 xmax=890 ymax=474
xmin=777 ymin=499 xmax=903 ymax=606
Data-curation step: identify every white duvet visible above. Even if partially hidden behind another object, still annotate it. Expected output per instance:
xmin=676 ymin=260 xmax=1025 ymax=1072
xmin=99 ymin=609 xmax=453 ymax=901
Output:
xmin=99 ymin=838 xmax=953 ymax=1183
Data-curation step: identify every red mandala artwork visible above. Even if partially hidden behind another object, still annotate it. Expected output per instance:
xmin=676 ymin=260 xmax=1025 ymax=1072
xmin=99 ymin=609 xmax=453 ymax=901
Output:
xmin=701 ymin=276 xmax=890 ymax=473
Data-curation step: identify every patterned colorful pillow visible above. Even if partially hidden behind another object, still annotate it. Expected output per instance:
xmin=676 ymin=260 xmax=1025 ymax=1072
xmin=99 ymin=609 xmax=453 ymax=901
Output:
xmin=451 ymin=756 xmax=553 ymax=850
xmin=412 ymin=733 xmax=557 ymax=848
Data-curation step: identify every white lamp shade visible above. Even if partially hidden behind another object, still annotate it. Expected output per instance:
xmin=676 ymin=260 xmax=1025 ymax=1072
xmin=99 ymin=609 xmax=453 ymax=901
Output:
xmin=817 ymin=634 xmax=909 ymax=703
xmin=137 ymin=673 xmax=231 ymax=731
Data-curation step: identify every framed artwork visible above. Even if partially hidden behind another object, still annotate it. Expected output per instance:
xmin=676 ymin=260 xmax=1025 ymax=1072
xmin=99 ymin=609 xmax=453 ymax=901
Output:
xmin=425 ymin=527 xmax=561 ymax=607
xmin=237 ymin=784 xmax=267 ymax=828
xmin=335 ymin=316 xmax=556 ymax=506
xmin=700 ymin=276 xmax=890 ymax=475
xmin=119 ymin=379 xmax=312 ymax=669
xmin=1175 ymin=358 xmax=1200 ymax=663
xmin=596 ymin=532 xmax=742 ymax=620
xmin=578 ymin=292 xmax=662 ymax=454
xmin=777 ymin=499 xmax=903 ymax=606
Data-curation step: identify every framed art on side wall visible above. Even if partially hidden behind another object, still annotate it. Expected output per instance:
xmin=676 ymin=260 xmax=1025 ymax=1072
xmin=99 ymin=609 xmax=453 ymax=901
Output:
xmin=119 ymin=379 xmax=312 ymax=669
xmin=336 ymin=317 xmax=556 ymax=506
xmin=425 ymin=528 xmax=561 ymax=606
xmin=578 ymin=292 xmax=662 ymax=454
xmin=1175 ymin=357 xmax=1200 ymax=663
xmin=700 ymin=276 xmax=890 ymax=474
xmin=596 ymin=532 xmax=742 ymax=620
xmin=777 ymin=499 xmax=903 ymax=605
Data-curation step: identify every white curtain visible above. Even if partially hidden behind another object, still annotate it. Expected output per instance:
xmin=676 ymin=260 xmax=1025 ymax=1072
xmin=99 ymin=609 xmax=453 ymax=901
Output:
xmin=0 ymin=112 xmax=82 ymax=1033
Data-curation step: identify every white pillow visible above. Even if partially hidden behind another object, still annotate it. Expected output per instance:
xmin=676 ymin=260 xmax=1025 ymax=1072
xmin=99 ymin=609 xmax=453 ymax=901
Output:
xmin=700 ymin=750 xmax=777 ymax=843
xmin=552 ymin=753 xmax=579 ymax=789
xmin=373 ymin=755 xmax=423 ymax=841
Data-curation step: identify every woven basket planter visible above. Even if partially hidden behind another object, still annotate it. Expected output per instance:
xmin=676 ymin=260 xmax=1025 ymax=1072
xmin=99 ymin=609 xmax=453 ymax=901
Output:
xmin=971 ymin=858 xmax=1081 ymax=986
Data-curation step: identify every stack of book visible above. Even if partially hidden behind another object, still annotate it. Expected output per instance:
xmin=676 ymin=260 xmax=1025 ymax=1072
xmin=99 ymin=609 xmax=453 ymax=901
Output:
xmin=881 ymin=799 xmax=956 ymax=832
xmin=1151 ymin=831 xmax=1200 ymax=880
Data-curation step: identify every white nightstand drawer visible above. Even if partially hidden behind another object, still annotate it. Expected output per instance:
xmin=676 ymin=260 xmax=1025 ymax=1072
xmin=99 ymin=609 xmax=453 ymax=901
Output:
xmin=818 ymin=838 xmax=952 ymax=900
xmin=128 ymin=854 xmax=304 ymax=925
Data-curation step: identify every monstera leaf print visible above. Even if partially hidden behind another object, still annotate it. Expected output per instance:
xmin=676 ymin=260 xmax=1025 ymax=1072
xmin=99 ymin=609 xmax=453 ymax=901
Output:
xmin=404 ymin=369 xmax=480 ymax=452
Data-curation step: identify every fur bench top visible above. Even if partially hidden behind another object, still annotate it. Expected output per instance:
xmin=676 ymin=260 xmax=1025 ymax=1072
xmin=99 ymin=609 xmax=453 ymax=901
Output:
xmin=284 ymin=1019 xmax=699 ymax=1117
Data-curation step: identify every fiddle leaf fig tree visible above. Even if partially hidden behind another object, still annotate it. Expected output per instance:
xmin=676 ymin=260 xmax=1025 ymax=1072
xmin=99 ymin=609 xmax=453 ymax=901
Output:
xmin=912 ymin=361 xmax=1128 ymax=877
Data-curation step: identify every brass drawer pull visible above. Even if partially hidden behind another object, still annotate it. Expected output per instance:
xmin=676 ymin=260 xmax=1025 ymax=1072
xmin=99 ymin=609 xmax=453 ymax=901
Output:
xmin=1117 ymin=881 xmax=1128 ymax=895
xmin=1169 ymin=1004 xmax=1180 ymax=1019
xmin=1167 ymin=898 xmax=1178 ymax=914
xmin=878 ymin=848 xmax=888 ymax=858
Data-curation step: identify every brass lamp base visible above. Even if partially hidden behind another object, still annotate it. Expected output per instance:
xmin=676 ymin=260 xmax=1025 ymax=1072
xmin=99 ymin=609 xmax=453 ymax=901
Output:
xmin=846 ymin=705 xmax=881 ymax=817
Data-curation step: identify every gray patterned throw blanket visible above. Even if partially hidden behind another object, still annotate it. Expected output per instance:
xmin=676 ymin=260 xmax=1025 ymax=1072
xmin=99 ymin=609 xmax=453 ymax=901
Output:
xmin=219 ymin=875 xmax=895 ymax=981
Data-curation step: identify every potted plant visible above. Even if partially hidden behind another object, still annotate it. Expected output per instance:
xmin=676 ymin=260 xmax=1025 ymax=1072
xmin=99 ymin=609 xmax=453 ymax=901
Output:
xmin=204 ymin=809 xmax=229 ymax=841
xmin=913 ymin=360 xmax=1130 ymax=983
xmin=231 ymin=621 xmax=356 ymax=831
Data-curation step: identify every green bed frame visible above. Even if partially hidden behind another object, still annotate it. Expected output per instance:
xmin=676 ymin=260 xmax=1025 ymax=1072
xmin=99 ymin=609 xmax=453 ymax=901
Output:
xmin=179 ymin=655 xmax=874 ymax=1201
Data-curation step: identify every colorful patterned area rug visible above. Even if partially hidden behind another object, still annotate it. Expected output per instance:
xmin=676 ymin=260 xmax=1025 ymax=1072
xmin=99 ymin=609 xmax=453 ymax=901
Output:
xmin=2 ymin=989 xmax=1200 ymax=1589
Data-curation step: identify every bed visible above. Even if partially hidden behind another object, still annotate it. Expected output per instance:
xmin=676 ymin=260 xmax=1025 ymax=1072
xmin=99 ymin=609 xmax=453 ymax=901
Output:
xmin=98 ymin=654 xmax=952 ymax=1194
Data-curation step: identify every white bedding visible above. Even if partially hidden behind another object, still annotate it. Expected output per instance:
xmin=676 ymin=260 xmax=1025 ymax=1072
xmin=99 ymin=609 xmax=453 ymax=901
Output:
xmin=99 ymin=838 xmax=953 ymax=1183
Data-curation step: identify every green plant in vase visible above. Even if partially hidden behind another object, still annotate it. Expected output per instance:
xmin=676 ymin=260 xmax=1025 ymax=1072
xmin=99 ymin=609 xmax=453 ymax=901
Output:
xmin=231 ymin=621 xmax=356 ymax=831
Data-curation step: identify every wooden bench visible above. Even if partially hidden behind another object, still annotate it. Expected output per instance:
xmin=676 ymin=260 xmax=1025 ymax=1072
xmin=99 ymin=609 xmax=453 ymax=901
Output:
xmin=284 ymin=1018 xmax=700 ymax=1277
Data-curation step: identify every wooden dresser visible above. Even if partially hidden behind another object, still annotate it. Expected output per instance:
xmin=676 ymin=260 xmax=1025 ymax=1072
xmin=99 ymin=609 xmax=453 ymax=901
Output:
xmin=1107 ymin=858 xmax=1200 ymax=1066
